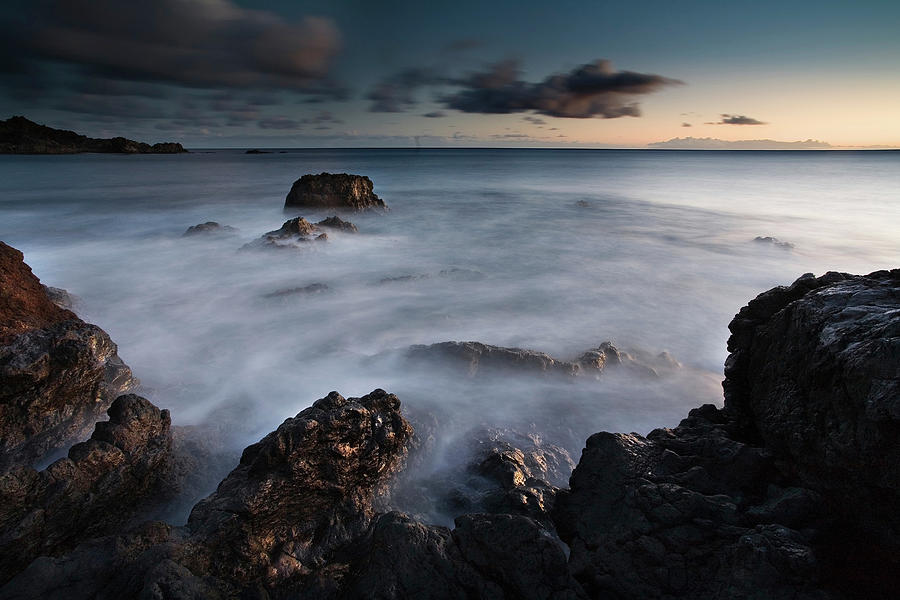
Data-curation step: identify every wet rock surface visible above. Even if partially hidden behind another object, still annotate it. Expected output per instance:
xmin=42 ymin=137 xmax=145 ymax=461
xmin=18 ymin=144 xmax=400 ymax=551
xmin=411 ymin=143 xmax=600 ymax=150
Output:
xmin=0 ymin=242 xmax=136 ymax=471
xmin=407 ymin=341 xmax=581 ymax=377
xmin=284 ymin=172 xmax=387 ymax=211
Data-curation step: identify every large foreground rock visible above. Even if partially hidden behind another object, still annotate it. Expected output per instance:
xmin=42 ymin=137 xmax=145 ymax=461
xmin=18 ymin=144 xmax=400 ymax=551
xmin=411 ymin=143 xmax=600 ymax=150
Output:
xmin=284 ymin=173 xmax=387 ymax=211
xmin=0 ymin=242 xmax=135 ymax=471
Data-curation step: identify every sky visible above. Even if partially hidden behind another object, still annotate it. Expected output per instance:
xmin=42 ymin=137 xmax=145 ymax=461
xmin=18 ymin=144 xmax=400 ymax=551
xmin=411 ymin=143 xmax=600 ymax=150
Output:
xmin=1 ymin=0 xmax=898 ymax=148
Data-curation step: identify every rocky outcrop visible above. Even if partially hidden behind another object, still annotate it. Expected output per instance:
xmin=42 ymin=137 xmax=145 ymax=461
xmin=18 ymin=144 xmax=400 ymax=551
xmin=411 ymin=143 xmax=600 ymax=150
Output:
xmin=553 ymin=269 xmax=900 ymax=599
xmin=0 ymin=116 xmax=187 ymax=154
xmin=185 ymin=389 xmax=413 ymax=586
xmin=407 ymin=341 xmax=581 ymax=377
xmin=723 ymin=270 xmax=900 ymax=557
xmin=405 ymin=340 xmax=675 ymax=379
xmin=284 ymin=173 xmax=387 ymax=211
xmin=241 ymin=217 xmax=329 ymax=250
xmin=0 ymin=242 xmax=135 ymax=470
xmin=0 ymin=394 xmax=172 ymax=583
xmin=182 ymin=222 xmax=237 ymax=236
xmin=316 ymin=215 xmax=359 ymax=233
xmin=2 ymin=389 xmax=415 ymax=597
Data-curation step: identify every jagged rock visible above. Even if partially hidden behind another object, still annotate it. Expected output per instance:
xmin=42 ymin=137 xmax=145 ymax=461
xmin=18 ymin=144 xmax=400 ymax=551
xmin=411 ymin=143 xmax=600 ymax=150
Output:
xmin=240 ymin=217 xmax=329 ymax=250
xmin=552 ymin=406 xmax=830 ymax=599
xmin=185 ymin=389 xmax=413 ymax=586
xmin=723 ymin=269 xmax=900 ymax=550
xmin=182 ymin=222 xmax=237 ymax=236
xmin=753 ymin=236 xmax=795 ymax=249
xmin=576 ymin=341 xmax=660 ymax=377
xmin=284 ymin=173 xmax=387 ymax=211
xmin=470 ymin=430 xmax=575 ymax=522
xmin=316 ymin=216 xmax=359 ymax=233
xmin=0 ymin=395 xmax=172 ymax=584
xmin=407 ymin=341 xmax=580 ymax=378
xmin=1 ymin=242 xmax=136 ymax=470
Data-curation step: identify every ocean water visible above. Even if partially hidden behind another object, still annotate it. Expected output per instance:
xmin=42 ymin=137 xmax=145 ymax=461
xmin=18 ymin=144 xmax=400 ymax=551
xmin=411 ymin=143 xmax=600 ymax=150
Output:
xmin=1 ymin=149 xmax=898 ymax=514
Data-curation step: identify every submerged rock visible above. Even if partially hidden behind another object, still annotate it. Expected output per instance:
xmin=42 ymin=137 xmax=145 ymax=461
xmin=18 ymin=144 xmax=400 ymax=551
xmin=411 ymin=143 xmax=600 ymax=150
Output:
xmin=753 ymin=236 xmax=795 ymax=249
xmin=316 ymin=215 xmax=359 ymax=233
xmin=407 ymin=341 xmax=580 ymax=378
xmin=284 ymin=173 xmax=387 ymax=212
xmin=183 ymin=222 xmax=237 ymax=236
xmin=0 ymin=242 xmax=136 ymax=471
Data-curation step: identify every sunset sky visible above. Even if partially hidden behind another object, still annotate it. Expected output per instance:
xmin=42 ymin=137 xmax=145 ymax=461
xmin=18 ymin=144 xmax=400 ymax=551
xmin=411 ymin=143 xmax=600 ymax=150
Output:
xmin=1 ymin=0 xmax=898 ymax=148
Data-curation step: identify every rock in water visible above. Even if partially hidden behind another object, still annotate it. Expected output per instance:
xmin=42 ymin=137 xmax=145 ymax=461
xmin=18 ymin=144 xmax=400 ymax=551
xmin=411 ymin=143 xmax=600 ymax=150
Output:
xmin=182 ymin=222 xmax=237 ymax=236
xmin=0 ymin=242 xmax=136 ymax=471
xmin=284 ymin=173 xmax=387 ymax=211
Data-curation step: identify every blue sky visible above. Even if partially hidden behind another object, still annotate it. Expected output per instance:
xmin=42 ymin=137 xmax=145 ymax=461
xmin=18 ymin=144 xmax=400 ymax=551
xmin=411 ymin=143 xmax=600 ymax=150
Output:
xmin=1 ymin=0 xmax=898 ymax=147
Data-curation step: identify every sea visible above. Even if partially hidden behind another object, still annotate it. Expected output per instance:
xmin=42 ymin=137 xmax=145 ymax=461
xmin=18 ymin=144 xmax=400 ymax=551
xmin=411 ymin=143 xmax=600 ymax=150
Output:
xmin=1 ymin=148 xmax=897 ymax=517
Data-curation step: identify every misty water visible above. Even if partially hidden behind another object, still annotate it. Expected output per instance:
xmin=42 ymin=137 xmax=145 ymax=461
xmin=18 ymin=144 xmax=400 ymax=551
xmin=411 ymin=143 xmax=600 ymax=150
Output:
xmin=2 ymin=149 xmax=898 ymax=522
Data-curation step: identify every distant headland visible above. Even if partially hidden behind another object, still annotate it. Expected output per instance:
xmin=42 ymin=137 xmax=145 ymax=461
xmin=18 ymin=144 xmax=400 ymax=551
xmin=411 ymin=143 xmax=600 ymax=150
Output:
xmin=0 ymin=116 xmax=187 ymax=154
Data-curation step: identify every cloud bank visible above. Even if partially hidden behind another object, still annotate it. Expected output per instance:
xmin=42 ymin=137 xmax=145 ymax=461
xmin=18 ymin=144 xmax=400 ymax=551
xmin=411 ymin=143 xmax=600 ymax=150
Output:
xmin=368 ymin=59 xmax=680 ymax=118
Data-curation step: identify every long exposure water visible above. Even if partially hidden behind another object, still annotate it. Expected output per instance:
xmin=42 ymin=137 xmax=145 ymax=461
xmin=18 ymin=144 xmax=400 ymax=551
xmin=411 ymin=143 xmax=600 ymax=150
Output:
xmin=2 ymin=148 xmax=897 ymax=518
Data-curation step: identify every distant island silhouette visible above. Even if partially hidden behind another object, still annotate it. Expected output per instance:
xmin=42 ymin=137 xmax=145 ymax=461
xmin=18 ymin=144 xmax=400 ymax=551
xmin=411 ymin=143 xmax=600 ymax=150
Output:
xmin=0 ymin=116 xmax=187 ymax=154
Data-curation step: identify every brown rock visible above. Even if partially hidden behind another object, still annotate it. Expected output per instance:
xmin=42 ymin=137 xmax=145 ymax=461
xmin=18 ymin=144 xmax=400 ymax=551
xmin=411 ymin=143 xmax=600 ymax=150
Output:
xmin=284 ymin=173 xmax=387 ymax=211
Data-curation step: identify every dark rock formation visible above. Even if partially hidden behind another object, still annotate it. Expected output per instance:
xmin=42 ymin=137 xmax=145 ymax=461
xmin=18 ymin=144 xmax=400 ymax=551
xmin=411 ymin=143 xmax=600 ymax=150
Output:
xmin=0 ymin=116 xmax=187 ymax=154
xmin=182 ymin=222 xmax=237 ymax=236
xmin=284 ymin=173 xmax=387 ymax=211
xmin=185 ymin=389 xmax=413 ymax=586
xmin=0 ymin=394 xmax=172 ymax=584
xmin=753 ymin=236 xmax=795 ymax=249
xmin=245 ymin=149 xmax=272 ymax=154
xmin=407 ymin=341 xmax=581 ymax=378
xmin=723 ymin=269 xmax=900 ymax=567
xmin=316 ymin=215 xmax=359 ymax=233
xmin=0 ymin=242 xmax=136 ymax=470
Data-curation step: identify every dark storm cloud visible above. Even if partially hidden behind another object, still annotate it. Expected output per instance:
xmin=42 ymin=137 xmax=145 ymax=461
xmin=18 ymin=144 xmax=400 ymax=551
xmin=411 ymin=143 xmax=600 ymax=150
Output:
xmin=3 ymin=0 xmax=343 ymax=95
xmin=258 ymin=117 xmax=301 ymax=130
xmin=523 ymin=116 xmax=546 ymax=125
xmin=718 ymin=114 xmax=767 ymax=125
xmin=443 ymin=59 xmax=681 ymax=118
xmin=300 ymin=110 xmax=343 ymax=125
xmin=422 ymin=111 xmax=446 ymax=118
xmin=367 ymin=67 xmax=446 ymax=112
xmin=682 ymin=122 xmax=692 ymax=127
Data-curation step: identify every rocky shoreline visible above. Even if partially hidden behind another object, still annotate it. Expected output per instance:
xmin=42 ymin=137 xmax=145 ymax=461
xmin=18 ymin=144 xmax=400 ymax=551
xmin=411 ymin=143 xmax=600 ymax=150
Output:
xmin=0 ymin=237 xmax=897 ymax=598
